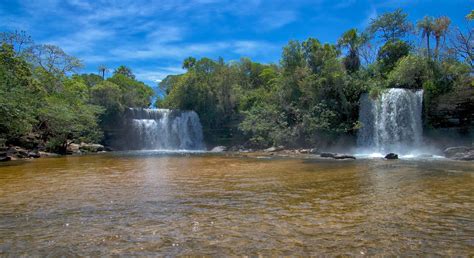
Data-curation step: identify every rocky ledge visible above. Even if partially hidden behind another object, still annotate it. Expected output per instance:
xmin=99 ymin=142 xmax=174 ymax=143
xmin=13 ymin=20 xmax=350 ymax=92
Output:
xmin=0 ymin=142 xmax=106 ymax=162
xmin=444 ymin=146 xmax=474 ymax=161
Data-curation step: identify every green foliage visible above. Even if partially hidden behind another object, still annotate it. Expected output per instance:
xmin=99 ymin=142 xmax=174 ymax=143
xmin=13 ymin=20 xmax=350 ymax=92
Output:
xmin=387 ymin=55 xmax=428 ymax=89
xmin=36 ymin=76 xmax=103 ymax=152
xmin=0 ymin=43 xmax=39 ymax=138
xmin=77 ymin=73 xmax=103 ymax=87
xmin=338 ymin=28 xmax=366 ymax=73
xmin=368 ymin=9 xmax=413 ymax=42
xmin=377 ymin=40 xmax=411 ymax=74
xmin=108 ymin=74 xmax=154 ymax=107
xmin=113 ymin=65 xmax=135 ymax=79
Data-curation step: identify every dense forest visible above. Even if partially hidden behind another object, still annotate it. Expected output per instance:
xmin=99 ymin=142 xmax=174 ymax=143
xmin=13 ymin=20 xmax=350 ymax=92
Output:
xmin=1 ymin=9 xmax=472 ymax=152
xmin=158 ymin=9 xmax=473 ymax=148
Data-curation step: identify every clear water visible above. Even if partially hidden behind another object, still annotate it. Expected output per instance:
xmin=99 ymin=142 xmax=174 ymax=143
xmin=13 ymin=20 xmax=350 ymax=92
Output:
xmin=0 ymin=152 xmax=473 ymax=256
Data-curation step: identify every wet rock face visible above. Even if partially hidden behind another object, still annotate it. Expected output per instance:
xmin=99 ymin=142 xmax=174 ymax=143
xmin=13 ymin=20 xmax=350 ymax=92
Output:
xmin=427 ymin=86 xmax=474 ymax=131
xmin=444 ymin=146 xmax=474 ymax=161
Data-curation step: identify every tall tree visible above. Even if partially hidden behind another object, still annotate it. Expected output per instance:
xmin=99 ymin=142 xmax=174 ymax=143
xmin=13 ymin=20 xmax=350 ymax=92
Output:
xmin=113 ymin=65 xmax=135 ymax=79
xmin=417 ymin=16 xmax=435 ymax=59
xmin=0 ymin=30 xmax=33 ymax=55
xmin=98 ymin=65 xmax=108 ymax=79
xmin=337 ymin=28 xmax=366 ymax=73
xmin=25 ymin=44 xmax=83 ymax=75
xmin=432 ymin=16 xmax=451 ymax=59
xmin=368 ymin=9 xmax=413 ymax=42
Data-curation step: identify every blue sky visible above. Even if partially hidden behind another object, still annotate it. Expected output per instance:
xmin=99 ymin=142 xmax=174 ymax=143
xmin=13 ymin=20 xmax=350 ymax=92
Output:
xmin=0 ymin=0 xmax=472 ymax=87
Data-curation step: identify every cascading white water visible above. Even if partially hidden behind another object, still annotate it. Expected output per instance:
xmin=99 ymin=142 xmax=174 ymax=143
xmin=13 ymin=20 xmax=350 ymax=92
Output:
xmin=357 ymin=88 xmax=424 ymax=154
xmin=126 ymin=108 xmax=205 ymax=150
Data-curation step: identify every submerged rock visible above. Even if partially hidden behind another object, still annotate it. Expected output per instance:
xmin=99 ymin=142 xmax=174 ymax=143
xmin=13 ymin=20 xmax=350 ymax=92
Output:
xmin=210 ymin=146 xmax=227 ymax=152
xmin=385 ymin=153 xmax=399 ymax=160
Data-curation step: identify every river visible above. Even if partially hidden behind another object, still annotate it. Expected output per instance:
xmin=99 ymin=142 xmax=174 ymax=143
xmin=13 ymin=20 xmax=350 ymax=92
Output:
xmin=0 ymin=152 xmax=473 ymax=255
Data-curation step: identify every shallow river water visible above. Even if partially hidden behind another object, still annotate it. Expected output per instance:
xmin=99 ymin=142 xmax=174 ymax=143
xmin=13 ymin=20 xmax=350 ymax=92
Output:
xmin=0 ymin=152 xmax=473 ymax=256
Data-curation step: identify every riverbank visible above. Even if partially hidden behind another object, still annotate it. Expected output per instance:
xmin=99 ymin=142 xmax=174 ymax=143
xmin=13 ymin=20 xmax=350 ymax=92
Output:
xmin=0 ymin=143 xmax=106 ymax=162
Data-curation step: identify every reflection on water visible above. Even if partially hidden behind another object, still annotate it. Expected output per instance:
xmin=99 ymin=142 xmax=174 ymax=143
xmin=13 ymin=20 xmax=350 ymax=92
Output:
xmin=0 ymin=153 xmax=473 ymax=256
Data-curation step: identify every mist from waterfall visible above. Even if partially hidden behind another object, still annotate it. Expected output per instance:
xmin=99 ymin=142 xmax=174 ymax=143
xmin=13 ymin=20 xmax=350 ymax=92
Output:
xmin=357 ymin=88 xmax=424 ymax=155
xmin=126 ymin=108 xmax=205 ymax=150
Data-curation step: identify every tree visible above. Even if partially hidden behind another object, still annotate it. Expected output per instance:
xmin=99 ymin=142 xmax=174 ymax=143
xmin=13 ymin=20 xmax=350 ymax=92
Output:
xmin=0 ymin=43 xmax=39 ymax=138
xmin=37 ymin=77 xmax=103 ymax=153
xmin=107 ymin=74 xmax=154 ymax=107
xmin=387 ymin=55 xmax=428 ymax=89
xmin=368 ymin=9 xmax=413 ymax=42
xmin=182 ymin=57 xmax=197 ymax=70
xmin=450 ymin=12 xmax=473 ymax=69
xmin=0 ymin=30 xmax=33 ymax=54
xmin=338 ymin=28 xmax=365 ymax=73
xmin=25 ymin=44 xmax=83 ymax=75
xmin=113 ymin=65 xmax=135 ymax=79
xmin=432 ymin=16 xmax=451 ymax=60
xmin=377 ymin=40 xmax=411 ymax=74
xmin=417 ymin=16 xmax=435 ymax=59
xmin=98 ymin=64 xmax=108 ymax=79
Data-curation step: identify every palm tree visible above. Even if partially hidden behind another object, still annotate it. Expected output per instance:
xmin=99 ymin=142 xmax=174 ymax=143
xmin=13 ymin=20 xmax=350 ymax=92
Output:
xmin=98 ymin=65 xmax=108 ymax=79
xmin=417 ymin=16 xmax=434 ymax=59
xmin=432 ymin=16 xmax=451 ymax=60
xmin=337 ymin=28 xmax=366 ymax=72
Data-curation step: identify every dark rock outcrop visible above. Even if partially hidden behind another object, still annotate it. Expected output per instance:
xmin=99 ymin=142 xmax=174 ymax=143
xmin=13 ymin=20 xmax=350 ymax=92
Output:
xmin=427 ymin=86 xmax=474 ymax=131
xmin=385 ymin=153 xmax=399 ymax=159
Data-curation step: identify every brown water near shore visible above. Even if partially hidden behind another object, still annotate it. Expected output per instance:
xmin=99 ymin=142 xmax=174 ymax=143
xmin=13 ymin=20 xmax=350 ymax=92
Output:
xmin=0 ymin=152 xmax=473 ymax=256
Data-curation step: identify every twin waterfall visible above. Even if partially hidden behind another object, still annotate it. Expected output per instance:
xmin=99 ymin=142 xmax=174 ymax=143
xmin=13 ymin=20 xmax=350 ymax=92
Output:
xmin=126 ymin=108 xmax=205 ymax=150
xmin=357 ymin=88 xmax=424 ymax=154
xmin=123 ymin=89 xmax=423 ymax=154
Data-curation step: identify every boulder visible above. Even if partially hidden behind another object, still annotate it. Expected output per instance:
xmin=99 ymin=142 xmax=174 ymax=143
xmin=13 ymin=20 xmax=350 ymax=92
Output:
xmin=210 ymin=146 xmax=227 ymax=152
xmin=264 ymin=146 xmax=284 ymax=152
xmin=320 ymin=152 xmax=336 ymax=158
xmin=0 ymin=156 xmax=11 ymax=162
xmin=454 ymin=150 xmax=474 ymax=161
xmin=28 ymin=151 xmax=41 ymax=159
xmin=79 ymin=143 xmax=104 ymax=152
xmin=444 ymin=146 xmax=474 ymax=161
xmin=67 ymin=143 xmax=81 ymax=154
xmin=385 ymin=153 xmax=399 ymax=160
xmin=443 ymin=146 xmax=471 ymax=158
xmin=334 ymin=154 xmax=356 ymax=160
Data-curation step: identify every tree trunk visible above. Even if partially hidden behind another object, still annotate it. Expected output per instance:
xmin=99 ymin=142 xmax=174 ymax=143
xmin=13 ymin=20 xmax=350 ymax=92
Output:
xmin=426 ymin=35 xmax=431 ymax=60
xmin=434 ymin=36 xmax=440 ymax=60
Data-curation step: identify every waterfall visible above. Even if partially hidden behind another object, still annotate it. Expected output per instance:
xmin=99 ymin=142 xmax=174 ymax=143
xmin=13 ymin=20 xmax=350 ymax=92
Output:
xmin=357 ymin=88 xmax=424 ymax=154
xmin=125 ymin=108 xmax=205 ymax=150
